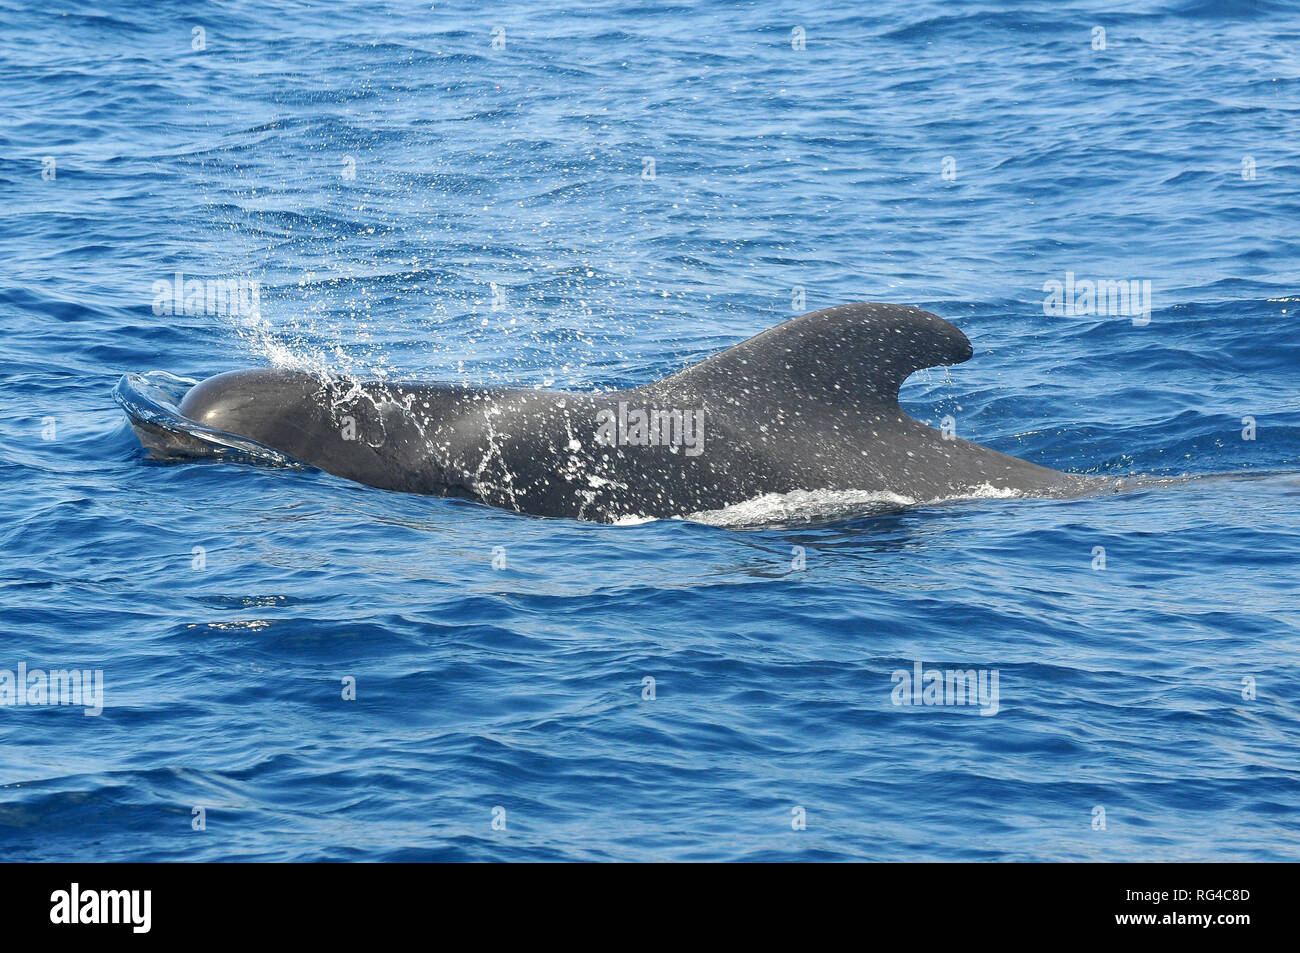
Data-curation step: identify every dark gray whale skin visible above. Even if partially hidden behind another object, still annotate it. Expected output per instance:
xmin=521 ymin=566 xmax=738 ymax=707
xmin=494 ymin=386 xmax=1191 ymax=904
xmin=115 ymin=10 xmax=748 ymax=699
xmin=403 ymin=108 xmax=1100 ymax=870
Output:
xmin=159 ymin=303 xmax=1085 ymax=521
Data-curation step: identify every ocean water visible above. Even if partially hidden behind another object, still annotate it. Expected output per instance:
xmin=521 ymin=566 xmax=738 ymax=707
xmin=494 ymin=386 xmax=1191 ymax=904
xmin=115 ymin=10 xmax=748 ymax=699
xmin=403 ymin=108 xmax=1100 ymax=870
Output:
xmin=2 ymin=0 xmax=1299 ymax=861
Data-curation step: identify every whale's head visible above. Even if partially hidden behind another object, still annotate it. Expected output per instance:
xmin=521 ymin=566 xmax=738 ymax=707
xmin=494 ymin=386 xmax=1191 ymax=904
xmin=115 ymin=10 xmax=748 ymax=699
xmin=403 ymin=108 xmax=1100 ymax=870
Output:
xmin=179 ymin=368 xmax=444 ymax=493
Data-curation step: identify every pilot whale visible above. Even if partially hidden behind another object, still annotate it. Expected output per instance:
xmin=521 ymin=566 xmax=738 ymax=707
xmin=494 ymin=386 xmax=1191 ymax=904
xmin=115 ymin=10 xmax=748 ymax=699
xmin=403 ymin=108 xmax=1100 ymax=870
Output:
xmin=123 ymin=303 xmax=1088 ymax=521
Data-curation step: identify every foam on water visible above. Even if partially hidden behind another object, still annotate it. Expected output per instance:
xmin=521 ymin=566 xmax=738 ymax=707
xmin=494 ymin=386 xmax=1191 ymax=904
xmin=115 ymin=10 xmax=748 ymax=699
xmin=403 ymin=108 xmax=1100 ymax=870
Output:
xmin=684 ymin=485 xmax=1023 ymax=528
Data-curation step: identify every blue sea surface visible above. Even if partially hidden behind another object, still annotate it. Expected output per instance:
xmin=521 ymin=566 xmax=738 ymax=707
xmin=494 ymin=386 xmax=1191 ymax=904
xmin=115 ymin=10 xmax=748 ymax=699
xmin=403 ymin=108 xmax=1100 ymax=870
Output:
xmin=2 ymin=0 xmax=1299 ymax=861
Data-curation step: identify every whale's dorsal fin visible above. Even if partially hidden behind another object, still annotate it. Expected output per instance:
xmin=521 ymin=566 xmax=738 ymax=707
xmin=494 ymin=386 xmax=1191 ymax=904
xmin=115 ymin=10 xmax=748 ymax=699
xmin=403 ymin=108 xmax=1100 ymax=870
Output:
xmin=642 ymin=303 xmax=973 ymax=408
